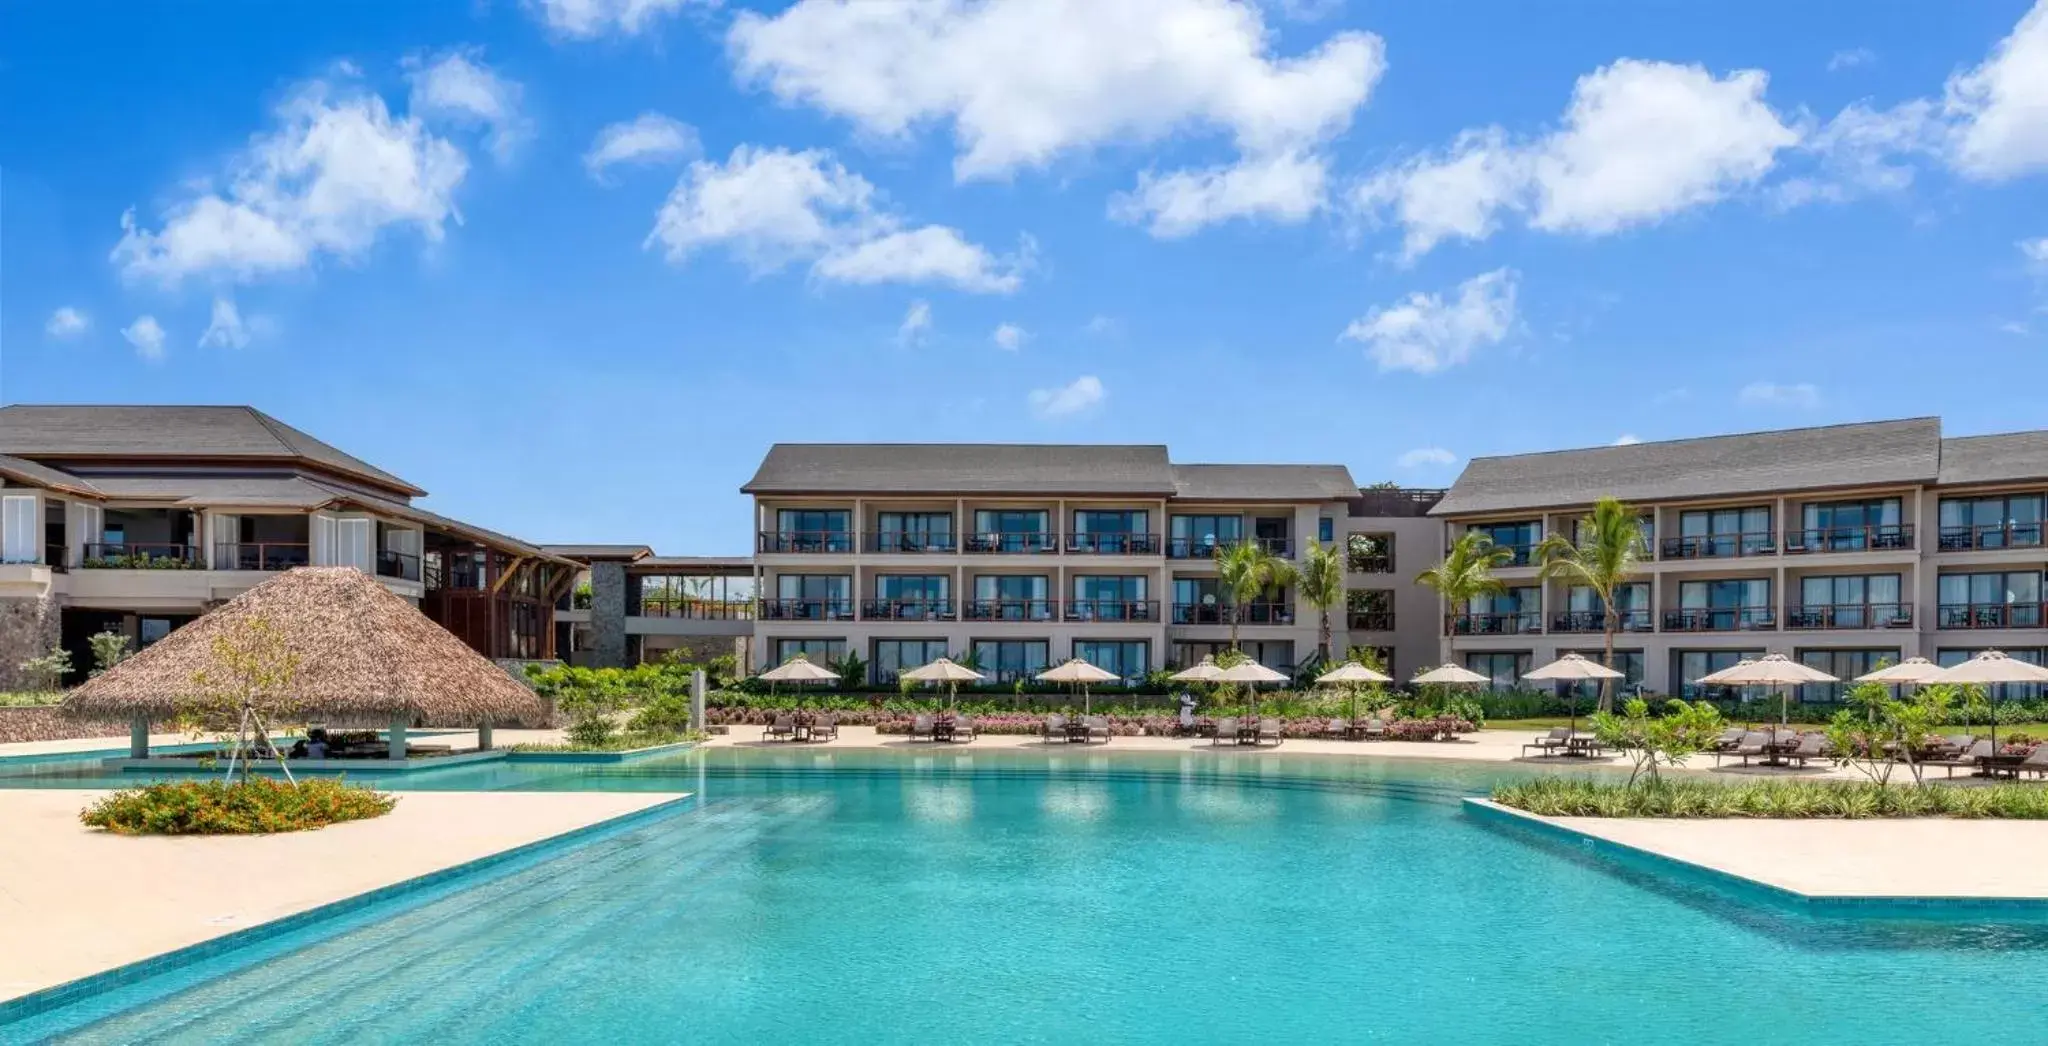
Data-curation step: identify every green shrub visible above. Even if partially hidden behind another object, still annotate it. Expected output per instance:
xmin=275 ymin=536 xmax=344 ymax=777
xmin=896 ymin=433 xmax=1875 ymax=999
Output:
xmin=628 ymin=692 xmax=693 ymax=735
xmin=1492 ymin=777 xmax=2048 ymax=819
xmin=566 ymin=714 xmax=618 ymax=747
xmin=81 ymin=778 xmax=396 ymax=835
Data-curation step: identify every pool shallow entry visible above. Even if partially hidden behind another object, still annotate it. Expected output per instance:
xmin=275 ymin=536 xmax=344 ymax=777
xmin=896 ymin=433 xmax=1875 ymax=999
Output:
xmin=13 ymin=751 xmax=2048 ymax=1044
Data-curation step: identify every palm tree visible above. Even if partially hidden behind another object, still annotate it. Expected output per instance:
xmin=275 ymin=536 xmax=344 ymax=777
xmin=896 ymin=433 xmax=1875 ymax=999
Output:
xmin=1415 ymin=531 xmax=1513 ymax=648
xmin=1536 ymin=496 xmax=1647 ymax=713
xmin=1213 ymin=540 xmax=1297 ymax=652
xmin=1296 ymin=539 xmax=1345 ymax=664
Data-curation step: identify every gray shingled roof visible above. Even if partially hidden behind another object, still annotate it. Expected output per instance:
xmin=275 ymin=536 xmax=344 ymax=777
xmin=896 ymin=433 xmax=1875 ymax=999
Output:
xmin=0 ymin=455 xmax=99 ymax=497
xmin=743 ymin=444 xmax=1176 ymax=495
xmin=1938 ymin=431 xmax=2048 ymax=486
xmin=83 ymin=475 xmax=337 ymax=506
xmin=1172 ymin=464 xmax=1359 ymax=501
xmin=1431 ymin=418 xmax=1943 ymax=516
xmin=542 ymin=544 xmax=655 ymax=561
xmin=0 ymin=405 xmax=422 ymax=496
xmin=633 ymin=555 xmax=753 ymax=571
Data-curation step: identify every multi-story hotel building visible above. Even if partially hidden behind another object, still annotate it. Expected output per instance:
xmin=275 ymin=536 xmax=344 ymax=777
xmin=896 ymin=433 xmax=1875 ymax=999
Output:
xmin=0 ymin=405 xmax=576 ymax=685
xmin=1429 ymin=417 xmax=2048 ymax=696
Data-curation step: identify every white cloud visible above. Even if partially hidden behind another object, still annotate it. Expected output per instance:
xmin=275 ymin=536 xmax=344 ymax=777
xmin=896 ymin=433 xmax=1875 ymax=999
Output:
xmin=1827 ymin=48 xmax=1876 ymax=72
xmin=729 ymin=0 xmax=1385 ymax=236
xmin=527 ymin=0 xmax=714 ymax=38
xmin=2023 ymin=236 xmax=2048 ymax=270
xmin=1027 ymin=375 xmax=1105 ymax=418
xmin=45 ymin=307 xmax=88 ymax=338
xmin=406 ymin=50 xmax=530 ymax=163
xmin=647 ymin=145 xmax=1026 ymax=292
xmin=584 ymin=112 xmax=699 ymax=181
xmin=896 ymin=300 xmax=932 ymax=344
xmin=2000 ymin=320 xmax=2031 ymax=336
xmin=1354 ymin=60 xmax=1798 ymax=258
xmin=992 ymin=322 xmax=1026 ymax=351
xmin=112 ymin=78 xmax=468 ymax=286
xmin=1774 ymin=100 xmax=1939 ymax=207
xmin=1083 ymin=315 xmax=1117 ymax=336
xmin=198 ymin=297 xmax=251 ymax=349
xmin=1339 ymin=268 xmax=1518 ymax=374
xmin=1943 ymin=0 xmax=2048 ymax=179
xmin=1396 ymin=447 xmax=1455 ymax=468
xmin=1612 ymin=434 xmax=1642 ymax=446
xmin=122 ymin=315 xmax=166 ymax=360
xmin=1738 ymin=381 xmax=1820 ymax=408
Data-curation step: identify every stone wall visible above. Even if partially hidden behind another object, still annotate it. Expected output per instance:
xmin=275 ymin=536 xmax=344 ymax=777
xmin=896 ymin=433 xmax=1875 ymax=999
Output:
xmin=589 ymin=562 xmax=627 ymax=668
xmin=0 ymin=597 xmax=61 ymax=691
xmin=0 ymin=705 xmax=122 ymax=744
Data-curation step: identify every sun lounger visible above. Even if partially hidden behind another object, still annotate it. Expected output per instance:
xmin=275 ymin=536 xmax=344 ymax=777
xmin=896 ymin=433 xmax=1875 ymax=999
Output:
xmin=947 ymin=715 xmax=977 ymax=743
xmin=1714 ymin=731 xmax=1772 ymax=767
xmin=1212 ymin=717 xmax=1239 ymax=746
xmin=1777 ymin=732 xmax=1829 ymax=767
xmin=1930 ymin=739 xmax=1995 ymax=778
xmin=766 ymin=714 xmax=795 ymax=742
xmin=2010 ymin=745 xmax=2048 ymax=779
xmin=1042 ymin=714 xmax=1069 ymax=743
xmin=1082 ymin=715 xmax=1112 ymax=744
xmin=1325 ymin=718 xmax=1350 ymax=740
xmin=1362 ymin=718 xmax=1387 ymax=740
xmin=1523 ymin=727 xmax=1572 ymax=758
xmin=1256 ymin=718 xmax=1282 ymax=746
xmin=1709 ymin=728 xmax=1745 ymax=752
xmin=909 ymin=714 xmax=936 ymax=742
xmin=810 ymin=713 xmax=838 ymax=742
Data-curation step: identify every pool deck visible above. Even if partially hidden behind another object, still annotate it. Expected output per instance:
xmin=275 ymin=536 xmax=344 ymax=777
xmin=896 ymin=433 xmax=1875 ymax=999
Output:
xmin=0 ymin=788 xmax=682 ymax=1002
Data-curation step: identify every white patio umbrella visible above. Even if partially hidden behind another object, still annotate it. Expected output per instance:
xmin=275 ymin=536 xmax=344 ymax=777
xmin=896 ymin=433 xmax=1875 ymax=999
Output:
xmin=899 ymin=656 xmax=985 ymax=710
xmin=1854 ymin=657 xmax=1946 ymax=685
xmin=1316 ymin=660 xmax=1394 ymax=721
xmin=1696 ymin=653 xmax=1836 ymax=727
xmin=1521 ymin=653 xmax=1625 ymax=734
xmin=757 ymin=653 xmax=842 ymax=698
xmin=1036 ymin=658 xmax=1120 ymax=714
xmin=1216 ymin=659 xmax=1289 ymax=718
xmin=1930 ymin=651 xmax=2048 ymax=749
xmin=1169 ymin=656 xmax=1226 ymax=683
xmin=1410 ymin=664 xmax=1490 ymax=686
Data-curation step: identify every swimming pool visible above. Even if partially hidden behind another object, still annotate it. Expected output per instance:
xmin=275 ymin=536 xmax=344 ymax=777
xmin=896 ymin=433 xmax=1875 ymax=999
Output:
xmin=9 ymin=748 xmax=2048 ymax=1043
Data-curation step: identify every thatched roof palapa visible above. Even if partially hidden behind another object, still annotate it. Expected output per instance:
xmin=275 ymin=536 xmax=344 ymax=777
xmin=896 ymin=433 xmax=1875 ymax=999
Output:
xmin=64 ymin=567 xmax=544 ymax=726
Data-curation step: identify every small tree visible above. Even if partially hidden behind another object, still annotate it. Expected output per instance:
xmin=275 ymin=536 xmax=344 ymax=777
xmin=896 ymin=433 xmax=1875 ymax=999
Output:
xmin=1213 ymin=540 xmax=1297 ymax=652
xmin=185 ymin=616 xmax=302 ymax=784
xmin=1830 ymin=682 xmax=1956 ymax=787
xmin=88 ymin=630 xmax=132 ymax=677
xmin=18 ymin=645 xmax=72 ymax=691
xmin=1535 ymin=496 xmax=1647 ymax=714
xmin=1296 ymin=539 xmax=1345 ymax=663
xmin=1590 ymin=698 xmax=1725 ymax=786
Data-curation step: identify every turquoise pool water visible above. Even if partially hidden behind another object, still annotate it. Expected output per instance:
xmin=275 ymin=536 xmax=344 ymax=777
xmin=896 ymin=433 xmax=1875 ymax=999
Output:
xmin=8 ymin=747 xmax=2048 ymax=1044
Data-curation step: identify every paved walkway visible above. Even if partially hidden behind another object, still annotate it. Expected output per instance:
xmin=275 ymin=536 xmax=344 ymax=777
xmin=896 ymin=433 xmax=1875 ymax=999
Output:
xmin=0 ymin=789 xmax=681 ymax=1002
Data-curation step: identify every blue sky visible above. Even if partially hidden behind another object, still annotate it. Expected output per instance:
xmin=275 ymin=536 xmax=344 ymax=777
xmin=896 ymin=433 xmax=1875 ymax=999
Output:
xmin=4 ymin=0 xmax=2046 ymax=555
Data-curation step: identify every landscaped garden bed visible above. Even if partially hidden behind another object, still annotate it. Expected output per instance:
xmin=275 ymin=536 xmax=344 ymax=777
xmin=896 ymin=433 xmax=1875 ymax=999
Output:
xmin=1493 ymin=777 xmax=2048 ymax=819
xmin=80 ymin=778 xmax=397 ymax=835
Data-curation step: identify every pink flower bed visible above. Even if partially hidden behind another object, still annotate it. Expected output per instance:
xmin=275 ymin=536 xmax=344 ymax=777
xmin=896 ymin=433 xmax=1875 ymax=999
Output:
xmin=706 ymin=706 xmax=1474 ymax=741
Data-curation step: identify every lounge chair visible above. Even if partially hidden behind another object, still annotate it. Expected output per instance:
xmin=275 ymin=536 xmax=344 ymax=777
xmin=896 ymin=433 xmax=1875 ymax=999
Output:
xmin=1361 ymin=718 xmax=1387 ymax=740
xmin=1082 ymin=715 xmax=1112 ymax=744
xmin=1709 ymin=727 xmax=1745 ymax=752
xmin=1325 ymin=718 xmax=1350 ymax=740
xmin=1930 ymin=739 xmax=1995 ymax=778
xmin=1042 ymin=714 xmax=1069 ymax=744
xmin=1256 ymin=718 xmax=1283 ymax=746
xmin=1778 ymin=733 xmax=1829 ymax=767
xmin=948 ymin=715 xmax=977 ymax=743
xmin=810 ymin=713 xmax=838 ymax=742
xmin=1523 ymin=727 xmax=1572 ymax=758
xmin=766 ymin=714 xmax=795 ymax=742
xmin=1212 ymin=717 xmax=1239 ymax=747
xmin=1714 ymin=731 xmax=1771 ymax=767
xmin=2011 ymin=745 xmax=2048 ymax=779
xmin=909 ymin=714 xmax=936 ymax=742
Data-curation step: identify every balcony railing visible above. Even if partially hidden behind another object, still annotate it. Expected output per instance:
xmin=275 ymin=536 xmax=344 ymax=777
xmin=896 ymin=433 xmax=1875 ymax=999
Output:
xmin=1167 ymin=538 xmax=1231 ymax=560
xmin=1661 ymin=607 xmax=1777 ymax=632
xmin=1446 ymin=612 xmax=1541 ymax=635
xmin=215 ymin=542 xmax=311 ymax=572
xmin=637 ymin=599 xmax=755 ymax=620
xmin=964 ymin=532 xmax=1059 ymax=555
xmin=1173 ymin=602 xmax=1229 ymax=625
xmin=1063 ymin=599 xmax=1159 ymax=622
xmin=963 ymin=599 xmax=1058 ymax=621
xmin=1660 ymin=533 xmax=1777 ymax=560
xmin=1549 ymin=609 xmax=1653 ymax=634
xmin=1169 ymin=602 xmax=1295 ymax=626
xmin=1785 ymin=603 xmax=1913 ymax=630
xmin=1254 ymin=537 xmax=1292 ymax=557
xmin=82 ymin=542 xmax=200 ymax=569
xmin=1346 ymin=610 xmax=1395 ymax=631
xmin=1937 ymin=602 xmax=2045 ymax=630
xmin=861 ymin=599 xmax=957 ymax=621
xmin=1065 ymin=533 xmax=1161 ymax=555
xmin=1782 ymin=525 xmax=1914 ymax=554
xmin=1497 ymin=544 xmax=1536 ymax=567
xmin=865 ymin=532 xmax=958 ymax=554
xmin=1937 ymin=523 xmax=2046 ymax=551
xmin=44 ymin=543 xmax=67 ymax=573
xmin=758 ymin=531 xmax=855 ymax=554
xmin=1347 ymin=552 xmax=1393 ymax=574
xmin=757 ymin=598 xmax=855 ymax=621
xmin=376 ymin=549 xmax=422 ymax=582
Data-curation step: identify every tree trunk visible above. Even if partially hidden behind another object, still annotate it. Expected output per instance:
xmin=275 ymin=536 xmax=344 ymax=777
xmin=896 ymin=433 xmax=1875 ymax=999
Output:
xmin=1318 ymin=609 xmax=1331 ymax=661
xmin=1599 ymin=603 xmax=1618 ymax=714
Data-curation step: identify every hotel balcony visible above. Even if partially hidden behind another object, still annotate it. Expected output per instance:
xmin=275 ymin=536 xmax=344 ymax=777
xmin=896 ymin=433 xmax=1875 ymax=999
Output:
xmin=963 ymin=598 xmax=1058 ymax=622
xmin=1548 ymin=609 xmax=1653 ymax=634
xmin=636 ymin=597 xmax=755 ymax=620
xmin=1784 ymin=603 xmax=1914 ymax=630
xmin=1937 ymin=524 xmax=2045 ymax=552
xmin=1937 ymin=602 xmax=2044 ymax=630
xmin=376 ymin=549 xmax=422 ymax=583
xmin=1062 ymin=599 xmax=1160 ymax=622
xmin=81 ymin=542 xmax=201 ymax=570
xmin=1781 ymin=525 xmax=1914 ymax=555
xmin=758 ymin=531 xmax=856 ymax=554
xmin=1659 ymin=533 xmax=1776 ymax=561
xmin=1172 ymin=602 xmax=1295 ymax=626
xmin=1065 ymin=533 xmax=1162 ymax=555
xmin=213 ymin=542 xmax=310 ymax=572
xmin=1346 ymin=610 xmax=1395 ymax=631
xmin=860 ymin=598 xmax=958 ymax=622
xmin=1346 ymin=551 xmax=1393 ymax=574
xmin=965 ymin=532 xmax=1060 ymax=555
xmin=1661 ymin=607 xmax=1777 ymax=632
xmin=757 ymin=598 xmax=856 ymax=621
xmin=864 ymin=532 xmax=958 ymax=554
xmin=1446 ymin=612 xmax=1541 ymax=636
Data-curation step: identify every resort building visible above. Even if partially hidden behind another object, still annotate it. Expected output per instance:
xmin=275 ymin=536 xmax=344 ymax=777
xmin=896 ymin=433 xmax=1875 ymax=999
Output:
xmin=547 ymin=544 xmax=754 ymax=668
xmin=0 ymin=405 xmax=576 ymax=684
xmin=1429 ymin=417 xmax=2048 ymax=696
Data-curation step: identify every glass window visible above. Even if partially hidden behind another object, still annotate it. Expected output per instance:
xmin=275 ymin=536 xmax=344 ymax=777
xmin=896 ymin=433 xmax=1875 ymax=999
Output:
xmin=777 ymin=509 xmax=850 ymax=535
xmin=975 ymin=574 xmax=1047 ymax=600
xmin=1473 ymin=521 xmax=1539 ymax=561
xmin=1568 ymin=583 xmax=1648 ymax=612
xmin=969 ymin=575 xmax=1051 ymax=620
xmin=1676 ymin=649 xmax=1766 ymax=698
xmin=1796 ymin=648 xmax=1901 ymax=703
xmin=1463 ymin=652 xmax=1529 ymax=690
xmin=872 ymin=639 xmax=949 ymax=684
xmin=1561 ymin=650 xmax=1644 ymax=700
xmin=1071 ymin=510 xmax=1150 ymax=553
xmin=1168 ymin=515 xmax=1243 ymax=557
xmin=773 ymin=638 xmax=845 ymax=666
xmin=1072 ymin=510 xmax=1146 ymax=534
xmin=1074 ymin=640 xmax=1149 ymax=682
xmin=1172 ymin=577 xmax=1227 ymax=624
xmin=974 ymin=510 xmax=1049 ymax=534
xmin=1071 ymin=576 xmax=1147 ymax=620
xmin=972 ymin=640 xmax=1050 ymax=682
xmin=877 ymin=575 xmax=949 ymax=601
xmin=1463 ymin=586 xmax=1540 ymax=632
xmin=1939 ymin=495 xmax=2045 ymax=549
xmin=776 ymin=574 xmax=849 ymax=600
xmin=1798 ymin=499 xmax=1903 ymax=550
xmin=874 ymin=512 xmax=953 ymax=552
xmin=139 ymin=617 xmax=175 ymax=646
xmin=1318 ymin=517 xmax=1334 ymax=543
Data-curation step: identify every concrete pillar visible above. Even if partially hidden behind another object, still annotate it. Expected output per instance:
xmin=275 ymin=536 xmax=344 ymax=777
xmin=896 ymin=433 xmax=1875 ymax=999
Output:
xmin=389 ymin=711 xmax=409 ymax=761
xmin=130 ymin=714 xmax=150 ymax=759
xmin=478 ymin=719 xmax=494 ymax=751
xmin=690 ymin=669 xmax=707 ymax=733
xmin=590 ymin=561 xmax=628 ymax=668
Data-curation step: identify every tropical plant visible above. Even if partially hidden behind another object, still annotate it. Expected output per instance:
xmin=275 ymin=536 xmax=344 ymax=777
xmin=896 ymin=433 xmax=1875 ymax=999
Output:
xmin=80 ymin=778 xmax=396 ymax=835
xmin=88 ymin=629 xmax=132 ymax=677
xmin=1589 ymin=697 xmax=1726 ymax=786
xmin=1212 ymin=540 xmax=1297 ymax=651
xmin=1536 ymin=497 xmax=1647 ymax=713
xmin=1296 ymin=539 xmax=1345 ymax=661
xmin=829 ymin=650 xmax=868 ymax=688
xmin=1415 ymin=532 xmax=1512 ymax=640
xmin=1828 ymin=678 xmax=1954 ymax=786
xmin=1493 ymin=776 xmax=2048 ymax=820
xmin=18 ymin=645 xmax=73 ymax=691
xmin=184 ymin=616 xmax=303 ymax=783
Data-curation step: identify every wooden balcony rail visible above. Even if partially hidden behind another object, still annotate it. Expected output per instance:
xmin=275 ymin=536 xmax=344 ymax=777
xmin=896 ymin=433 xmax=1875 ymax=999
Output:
xmin=1661 ymin=533 xmax=1777 ymax=560
xmin=1785 ymin=603 xmax=1913 ymax=630
xmin=44 ymin=543 xmax=67 ymax=572
xmin=636 ymin=599 xmax=755 ymax=620
xmin=758 ymin=531 xmax=856 ymax=554
xmin=1175 ymin=602 xmax=1295 ymax=626
xmin=756 ymin=598 xmax=856 ymax=621
xmin=964 ymin=532 xmax=1059 ymax=554
xmin=1446 ymin=612 xmax=1541 ymax=636
xmin=1347 ymin=552 xmax=1394 ymax=574
xmin=864 ymin=532 xmax=958 ymax=553
xmin=376 ymin=549 xmax=422 ymax=582
xmin=1937 ymin=602 xmax=2045 ymax=630
xmin=963 ymin=599 xmax=1058 ymax=621
xmin=861 ymin=599 xmax=958 ymax=621
xmin=1063 ymin=599 xmax=1159 ymax=622
xmin=1065 ymin=533 xmax=1162 ymax=555
xmin=82 ymin=542 xmax=200 ymax=569
xmin=1549 ymin=609 xmax=1653 ymax=634
xmin=1937 ymin=523 xmax=2046 ymax=551
xmin=1167 ymin=537 xmax=1233 ymax=559
xmin=1662 ymin=607 xmax=1777 ymax=632
xmin=1254 ymin=537 xmax=1293 ymax=557
xmin=215 ymin=542 xmax=312 ymax=571
xmin=1782 ymin=525 xmax=1914 ymax=554
xmin=1346 ymin=610 xmax=1395 ymax=631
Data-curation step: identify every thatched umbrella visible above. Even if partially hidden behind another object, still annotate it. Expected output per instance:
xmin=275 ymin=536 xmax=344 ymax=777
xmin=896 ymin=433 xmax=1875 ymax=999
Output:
xmin=65 ymin=567 xmax=544 ymax=761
